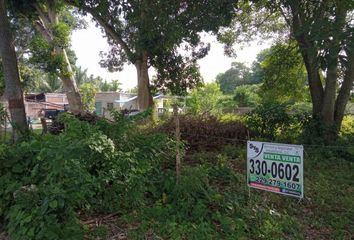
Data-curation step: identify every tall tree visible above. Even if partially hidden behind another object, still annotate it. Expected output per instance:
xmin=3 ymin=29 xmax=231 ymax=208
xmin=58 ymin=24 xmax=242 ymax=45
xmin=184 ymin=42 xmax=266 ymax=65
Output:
xmin=276 ymin=0 xmax=354 ymax=138
xmin=12 ymin=0 xmax=84 ymax=114
xmin=221 ymin=0 xmax=354 ymax=139
xmin=0 ymin=0 xmax=28 ymax=137
xmin=216 ymin=62 xmax=253 ymax=94
xmin=66 ymin=0 xmax=237 ymax=110
xmin=233 ymin=84 xmax=260 ymax=107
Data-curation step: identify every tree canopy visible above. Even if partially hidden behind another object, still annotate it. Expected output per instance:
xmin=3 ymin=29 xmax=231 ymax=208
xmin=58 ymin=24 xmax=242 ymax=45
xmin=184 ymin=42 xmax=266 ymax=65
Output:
xmin=66 ymin=0 xmax=237 ymax=109
xmin=220 ymin=0 xmax=354 ymax=139
xmin=187 ymin=82 xmax=224 ymax=115
xmin=276 ymin=0 xmax=354 ymax=137
xmin=233 ymin=84 xmax=260 ymax=107
xmin=258 ymin=41 xmax=309 ymax=104
xmin=216 ymin=62 xmax=256 ymax=94
xmin=10 ymin=0 xmax=84 ymax=113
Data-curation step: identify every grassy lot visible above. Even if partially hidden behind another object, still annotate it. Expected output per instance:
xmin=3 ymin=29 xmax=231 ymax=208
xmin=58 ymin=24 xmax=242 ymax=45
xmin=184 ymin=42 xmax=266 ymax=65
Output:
xmin=0 ymin=114 xmax=353 ymax=239
xmin=88 ymin=146 xmax=354 ymax=240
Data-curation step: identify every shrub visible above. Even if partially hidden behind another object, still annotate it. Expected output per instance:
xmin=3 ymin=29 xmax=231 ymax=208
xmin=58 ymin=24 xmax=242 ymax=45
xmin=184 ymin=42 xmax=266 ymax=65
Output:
xmin=300 ymin=115 xmax=337 ymax=145
xmin=339 ymin=115 xmax=354 ymax=143
xmin=0 ymin=112 xmax=176 ymax=239
xmin=153 ymin=114 xmax=249 ymax=152
xmin=233 ymin=84 xmax=261 ymax=107
xmin=244 ymin=103 xmax=307 ymax=142
xmin=187 ymin=83 xmax=224 ymax=116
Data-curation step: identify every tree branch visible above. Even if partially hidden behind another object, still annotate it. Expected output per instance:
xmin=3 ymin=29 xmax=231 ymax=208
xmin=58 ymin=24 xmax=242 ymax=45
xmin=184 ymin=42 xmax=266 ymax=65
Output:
xmin=64 ymin=0 xmax=135 ymax=62
xmin=32 ymin=2 xmax=51 ymax=30
xmin=92 ymin=11 xmax=134 ymax=59
xmin=33 ymin=20 xmax=53 ymax=42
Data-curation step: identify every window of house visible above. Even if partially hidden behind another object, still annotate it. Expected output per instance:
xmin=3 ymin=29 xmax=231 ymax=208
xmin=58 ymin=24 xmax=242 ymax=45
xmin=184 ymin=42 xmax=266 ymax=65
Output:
xmin=107 ymin=102 xmax=114 ymax=109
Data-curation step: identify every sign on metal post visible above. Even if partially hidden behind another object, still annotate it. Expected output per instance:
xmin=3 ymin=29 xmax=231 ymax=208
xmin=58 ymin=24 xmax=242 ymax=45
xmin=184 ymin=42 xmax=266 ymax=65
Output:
xmin=247 ymin=141 xmax=304 ymax=198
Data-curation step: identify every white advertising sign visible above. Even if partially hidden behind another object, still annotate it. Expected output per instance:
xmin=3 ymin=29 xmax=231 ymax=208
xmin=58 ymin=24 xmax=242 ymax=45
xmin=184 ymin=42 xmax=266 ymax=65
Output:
xmin=247 ymin=141 xmax=304 ymax=198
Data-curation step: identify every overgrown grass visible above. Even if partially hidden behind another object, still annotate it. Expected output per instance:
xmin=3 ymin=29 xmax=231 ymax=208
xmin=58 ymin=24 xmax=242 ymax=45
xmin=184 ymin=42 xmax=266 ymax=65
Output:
xmin=0 ymin=112 xmax=353 ymax=239
xmin=113 ymin=145 xmax=353 ymax=240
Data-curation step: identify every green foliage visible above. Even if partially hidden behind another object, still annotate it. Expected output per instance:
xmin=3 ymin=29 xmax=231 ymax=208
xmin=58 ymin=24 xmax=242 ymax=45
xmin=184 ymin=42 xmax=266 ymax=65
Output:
xmin=244 ymin=103 xmax=308 ymax=142
xmin=74 ymin=66 xmax=122 ymax=93
xmin=216 ymin=61 xmax=256 ymax=94
xmin=153 ymin=60 xmax=204 ymax=96
xmin=100 ymin=80 xmax=121 ymax=92
xmin=79 ymin=83 xmax=97 ymax=111
xmin=217 ymin=95 xmax=238 ymax=112
xmin=340 ymin=116 xmax=354 ymax=143
xmin=52 ymin=22 xmax=70 ymax=48
xmin=124 ymin=149 xmax=309 ymax=239
xmin=11 ymin=0 xmax=79 ymax=83
xmin=0 ymin=112 xmax=176 ymax=239
xmin=28 ymin=35 xmax=67 ymax=75
xmin=301 ymin=116 xmax=339 ymax=145
xmin=20 ymin=63 xmax=63 ymax=93
xmin=217 ymin=0 xmax=287 ymax=54
xmin=259 ymin=41 xmax=309 ymax=104
xmin=233 ymin=84 xmax=261 ymax=107
xmin=187 ymin=83 xmax=224 ymax=115
xmin=74 ymin=0 xmax=237 ymax=95
xmin=0 ymin=111 xmax=353 ymax=239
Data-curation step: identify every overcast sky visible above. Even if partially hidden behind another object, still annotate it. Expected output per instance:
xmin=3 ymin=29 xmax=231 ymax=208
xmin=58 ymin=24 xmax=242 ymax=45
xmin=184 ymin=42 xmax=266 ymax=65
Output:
xmin=71 ymin=19 xmax=270 ymax=90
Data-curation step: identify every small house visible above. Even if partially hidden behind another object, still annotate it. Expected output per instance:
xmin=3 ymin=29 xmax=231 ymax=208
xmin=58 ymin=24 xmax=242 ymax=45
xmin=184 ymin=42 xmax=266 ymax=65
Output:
xmin=24 ymin=93 xmax=68 ymax=119
xmin=95 ymin=92 xmax=167 ymax=119
xmin=95 ymin=92 xmax=137 ymax=119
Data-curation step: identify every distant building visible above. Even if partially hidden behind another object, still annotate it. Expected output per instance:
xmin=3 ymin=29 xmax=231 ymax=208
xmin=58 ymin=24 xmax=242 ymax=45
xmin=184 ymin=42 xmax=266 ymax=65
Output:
xmin=24 ymin=93 xmax=68 ymax=119
xmin=0 ymin=93 xmax=68 ymax=123
xmin=94 ymin=92 xmax=167 ymax=119
xmin=95 ymin=92 xmax=137 ymax=119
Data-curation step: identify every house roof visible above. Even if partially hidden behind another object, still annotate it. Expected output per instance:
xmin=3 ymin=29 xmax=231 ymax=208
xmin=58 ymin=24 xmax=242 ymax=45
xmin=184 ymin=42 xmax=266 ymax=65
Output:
xmin=114 ymin=96 xmax=138 ymax=103
xmin=114 ymin=94 xmax=192 ymax=103
xmin=114 ymin=94 xmax=167 ymax=103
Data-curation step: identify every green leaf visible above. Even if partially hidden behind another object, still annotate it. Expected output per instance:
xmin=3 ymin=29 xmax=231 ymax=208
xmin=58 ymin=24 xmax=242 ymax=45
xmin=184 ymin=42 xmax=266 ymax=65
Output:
xmin=49 ymin=200 xmax=58 ymax=209
xmin=12 ymin=164 xmax=23 ymax=173
xmin=23 ymin=215 xmax=32 ymax=223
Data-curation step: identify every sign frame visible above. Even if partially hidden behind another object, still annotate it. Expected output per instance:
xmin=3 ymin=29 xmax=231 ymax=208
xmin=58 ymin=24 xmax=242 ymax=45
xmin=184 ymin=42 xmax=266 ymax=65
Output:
xmin=247 ymin=140 xmax=304 ymax=198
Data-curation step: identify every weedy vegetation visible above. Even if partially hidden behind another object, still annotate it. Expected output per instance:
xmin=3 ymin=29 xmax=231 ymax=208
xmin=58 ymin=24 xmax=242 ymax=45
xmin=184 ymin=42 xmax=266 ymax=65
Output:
xmin=0 ymin=108 xmax=353 ymax=239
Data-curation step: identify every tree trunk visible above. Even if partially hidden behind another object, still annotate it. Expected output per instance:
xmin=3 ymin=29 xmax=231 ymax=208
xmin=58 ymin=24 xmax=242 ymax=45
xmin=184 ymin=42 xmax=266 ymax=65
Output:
xmin=0 ymin=0 xmax=28 ymax=139
xmin=57 ymin=47 xmax=83 ymax=114
xmin=302 ymin=55 xmax=324 ymax=117
xmin=285 ymin=1 xmax=352 ymax=142
xmin=34 ymin=2 xmax=83 ymax=114
xmin=334 ymin=50 xmax=354 ymax=132
xmin=288 ymin=1 xmax=324 ymax=117
xmin=135 ymin=52 xmax=153 ymax=111
xmin=321 ymin=57 xmax=338 ymax=125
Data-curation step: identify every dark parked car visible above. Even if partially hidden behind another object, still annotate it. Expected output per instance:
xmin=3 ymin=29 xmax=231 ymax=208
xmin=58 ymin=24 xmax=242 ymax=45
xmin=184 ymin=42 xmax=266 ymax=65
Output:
xmin=43 ymin=109 xmax=65 ymax=119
